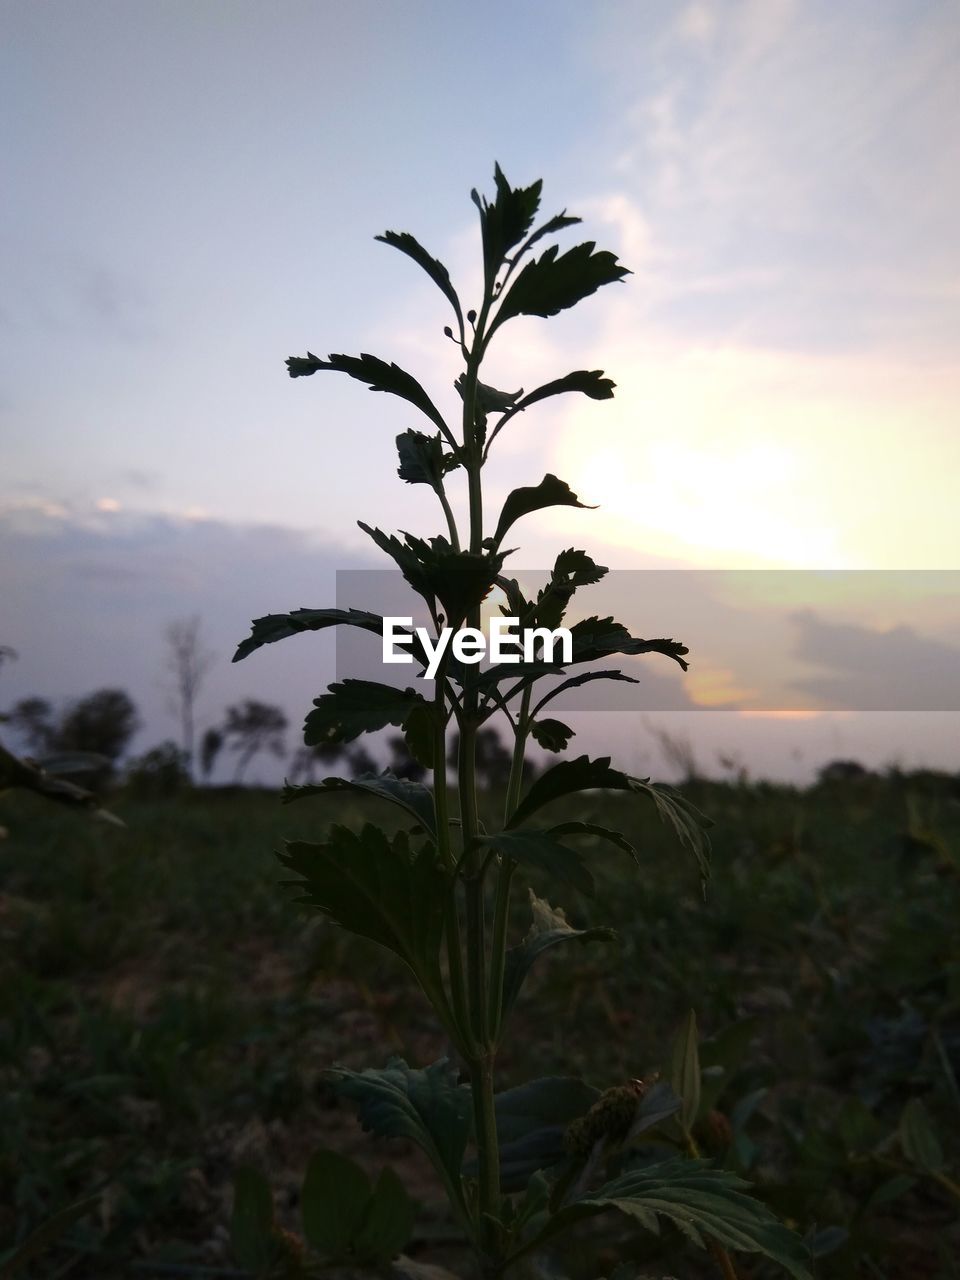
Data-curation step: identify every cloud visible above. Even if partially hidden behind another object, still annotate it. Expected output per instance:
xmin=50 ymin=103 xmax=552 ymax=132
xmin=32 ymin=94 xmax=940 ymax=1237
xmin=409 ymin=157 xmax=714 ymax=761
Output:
xmin=594 ymin=0 xmax=960 ymax=356
xmin=0 ymin=506 xmax=373 ymax=775
xmin=790 ymin=609 xmax=960 ymax=710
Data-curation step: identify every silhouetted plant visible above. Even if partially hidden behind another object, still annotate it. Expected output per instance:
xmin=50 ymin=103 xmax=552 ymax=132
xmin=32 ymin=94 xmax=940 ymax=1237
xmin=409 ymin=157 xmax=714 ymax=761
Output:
xmin=233 ymin=165 xmax=810 ymax=1279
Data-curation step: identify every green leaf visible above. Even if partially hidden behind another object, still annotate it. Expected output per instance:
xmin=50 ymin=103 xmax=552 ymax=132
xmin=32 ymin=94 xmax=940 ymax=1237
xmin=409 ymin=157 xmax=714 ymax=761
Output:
xmin=230 ymin=1167 xmax=276 ymax=1274
xmin=507 ymin=755 xmax=634 ymax=829
xmin=358 ymin=524 xmax=507 ymax=624
xmin=478 ymin=829 xmax=595 ymax=896
xmin=301 ymin=1149 xmax=370 ymax=1258
xmin=0 ymin=1194 xmax=100 ymax=1280
xmin=355 ymin=1167 xmax=416 ymax=1263
xmin=568 ymin=616 xmax=689 ymax=671
xmin=525 ymin=1159 xmax=811 ymax=1279
xmin=520 ymin=210 xmax=582 ymax=255
xmin=511 ymin=369 xmax=616 ymax=411
xmin=285 ymin=351 xmax=451 ymax=439
xmin=396 ymin=429 xmax=460 ymax=487
xmin=465 ymin=1074 xmax=600 ymax=1193
xmin=502 ymin=890 xmax=615 ymax=1018
xmin=305 ymin=680 xmax=433 ymax=751
xmin=530 ymin=669 xmax=640 ymax=714
xmin=328 ymin=1057 xmax=471 ymax=1215
xmin=279 ymin=824 xmax=447 ymax=992
xmin=376 ymin=230 xmax=463 ymax=331
xmin=233 ymin=606 xmax=428 ymax=667
xmin=547 ymin=820 xmax=638 ymax=863
xmin=282 ymin=772 xmax=436 ymax=837
xmin=507 ymin=758 xmax=712 ymax=883
xmin=529 ymin=717 xmax=575 ymax=753
xmin=862 ymin=1173 xmax=917 ymax=1215
xmin=670 ymin=1010 xmax=701 ymax=1133
xmin=471 ymin=163 xmax=543 ymax=284
xmin=490 ymin=241 xmax=630 ymax=335
xmin=492 ymin=474 xmax=594 ymax=547
xmin=631 ymin=779 xmax=713 ymax=887
xmin=455 ymin=373 xmax=523 ymax=414
xmin=402 ymin=700 xmax=439 ymax=769
xmin=899 ymin=1098 xmax=944 ymax=1172
xmin=534 ymin=549 xmax=608 ymax=629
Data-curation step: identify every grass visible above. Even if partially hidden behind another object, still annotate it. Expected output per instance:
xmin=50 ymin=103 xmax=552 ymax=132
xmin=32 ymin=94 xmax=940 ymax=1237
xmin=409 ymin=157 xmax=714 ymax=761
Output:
xmin=2 ymin=773 xmax=959 ymax=1278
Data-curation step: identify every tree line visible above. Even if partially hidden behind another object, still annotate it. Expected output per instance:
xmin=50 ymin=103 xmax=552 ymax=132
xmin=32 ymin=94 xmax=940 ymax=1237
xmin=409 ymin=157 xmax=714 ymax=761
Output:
xmin=0 ymin=618 xmax=528 ymax=793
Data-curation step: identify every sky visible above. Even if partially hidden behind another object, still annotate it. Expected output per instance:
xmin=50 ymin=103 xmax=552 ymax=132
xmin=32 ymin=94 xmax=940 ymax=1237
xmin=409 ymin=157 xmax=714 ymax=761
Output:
xmin=1 ymin=0 xmax=958 ymax=782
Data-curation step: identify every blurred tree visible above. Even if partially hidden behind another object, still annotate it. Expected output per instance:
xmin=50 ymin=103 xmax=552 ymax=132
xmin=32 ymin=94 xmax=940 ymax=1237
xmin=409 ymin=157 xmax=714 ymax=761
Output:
xmin=164 ymin=616 xmax=215 ymax=780
xmin=125 ymin=740 xmax=190 ymax=799
xmin=55 ymin=689 xmax=140 ymax=763
xmin=199 ymin=725 xmax=225 ymax=783
xmin=223 ymin=700 xmax=287 ymax=783
xmin=447 ymin=726 xmax=513 ymax=789
xmin=6 ymin=696 xmax=55 ymax=756
xmin=387 ymin=733 xmax=427 ymax=781
xmin=345 ymin=744 xmax=378 ymax=777
xmin=289 ymin=740 xmax=345 ymax=784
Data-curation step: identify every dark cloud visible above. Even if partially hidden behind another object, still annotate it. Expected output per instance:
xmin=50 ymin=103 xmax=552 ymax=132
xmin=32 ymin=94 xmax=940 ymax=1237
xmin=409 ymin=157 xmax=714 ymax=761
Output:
xmin=790 ymin=609 xmax=960 ymax=710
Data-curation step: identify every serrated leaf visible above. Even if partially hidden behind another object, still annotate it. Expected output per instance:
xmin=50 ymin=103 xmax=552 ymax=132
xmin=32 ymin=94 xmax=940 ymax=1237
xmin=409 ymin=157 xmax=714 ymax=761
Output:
xmin=279 ymin=824 xmax=446 ymax=994
xmin=631 ymin=779 xmax=713 ymax=887
xmin=530 ymin=669 xmax=640 ymax=714
xmin=507 ymin=755 xmax=634 ymax=829
xmin=396 ymin=429 xmax=460 ymax=487
xmin=230 ymin=1167 xmax=276 ymax=1274
xmin=507 ymin=758 xmax=712 ymax=884
xmin=569 ymin=617 xmax=689 ymax=671
xmin=507 ymin=369 xmax=617 ymax=416
xmin=520 ymin=210 xmax=582 ymax=254
xmin=492 ymin=474 xmax=594 ymax=547
xmin=478 ymin=829 xmax=594 ymax=896
xmin=534 ymin=549 xmax=608 ymax=629
xmin=529 ymin=717 xmax=575 ymax=753
xmin=301 ymin=1150 xmax=370 ymax=1258
xmin=472 ymin=163 xmax=543 ymax=284
xmin=305 ymin=680 xmax=432 ymax=749
xmin=283 ymin=773 xmax=436 ymax=837
xmin=328 ymin=1058 xmax=471 ymax=1214
xmin=899 ymin=1098 xmax=944 ymax=1172
xmin=233 ymin=606 xmax=428 ymax=668
xmin=376 ymin=230 xmax=463 ymax=330
xmin=525 ymin=1159 xmax=811 ymax=1279
xmin=547 ymin=820 xmax=638 ymax=863
xmin=285 ymin=351 xmax=450 ymax=438
xmin=355 ymin=1167 xmax=416 ymax=1263
xmin=491 ymin=241 xmax=630 ymax=335
xmin=670 ymin=1010 xmax=701 ymax=1134
xmin=359 ymin=524 xmax=507 ymax=624
xmin=502 ymin=889 xmax=615 ymax=1018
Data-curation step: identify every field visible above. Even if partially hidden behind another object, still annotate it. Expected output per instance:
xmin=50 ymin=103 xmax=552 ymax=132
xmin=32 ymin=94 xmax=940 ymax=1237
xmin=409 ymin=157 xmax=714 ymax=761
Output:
xmin=2 ymin=773 xmax=959 ymax=1278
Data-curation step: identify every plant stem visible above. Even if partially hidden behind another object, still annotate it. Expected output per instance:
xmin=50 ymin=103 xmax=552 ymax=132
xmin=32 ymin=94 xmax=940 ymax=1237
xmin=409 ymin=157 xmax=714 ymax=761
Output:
xmin=434 ymin=658 xmax=470 ymax=1052
xmin=436 ymin=479 xmax=461 ymax=550
xmin=487 ymin=859 xmax=515 ymax=1044
xmin=504 ymin=685 xmax=531 ymax=826
xmin=458 ymin=296 xmax=502 ymax=1249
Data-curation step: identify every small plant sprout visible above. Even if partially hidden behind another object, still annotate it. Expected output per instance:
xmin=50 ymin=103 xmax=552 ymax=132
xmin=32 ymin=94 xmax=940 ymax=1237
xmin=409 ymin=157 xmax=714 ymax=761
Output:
xmin=233 ymin=165 xmax=811 ymax=1279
